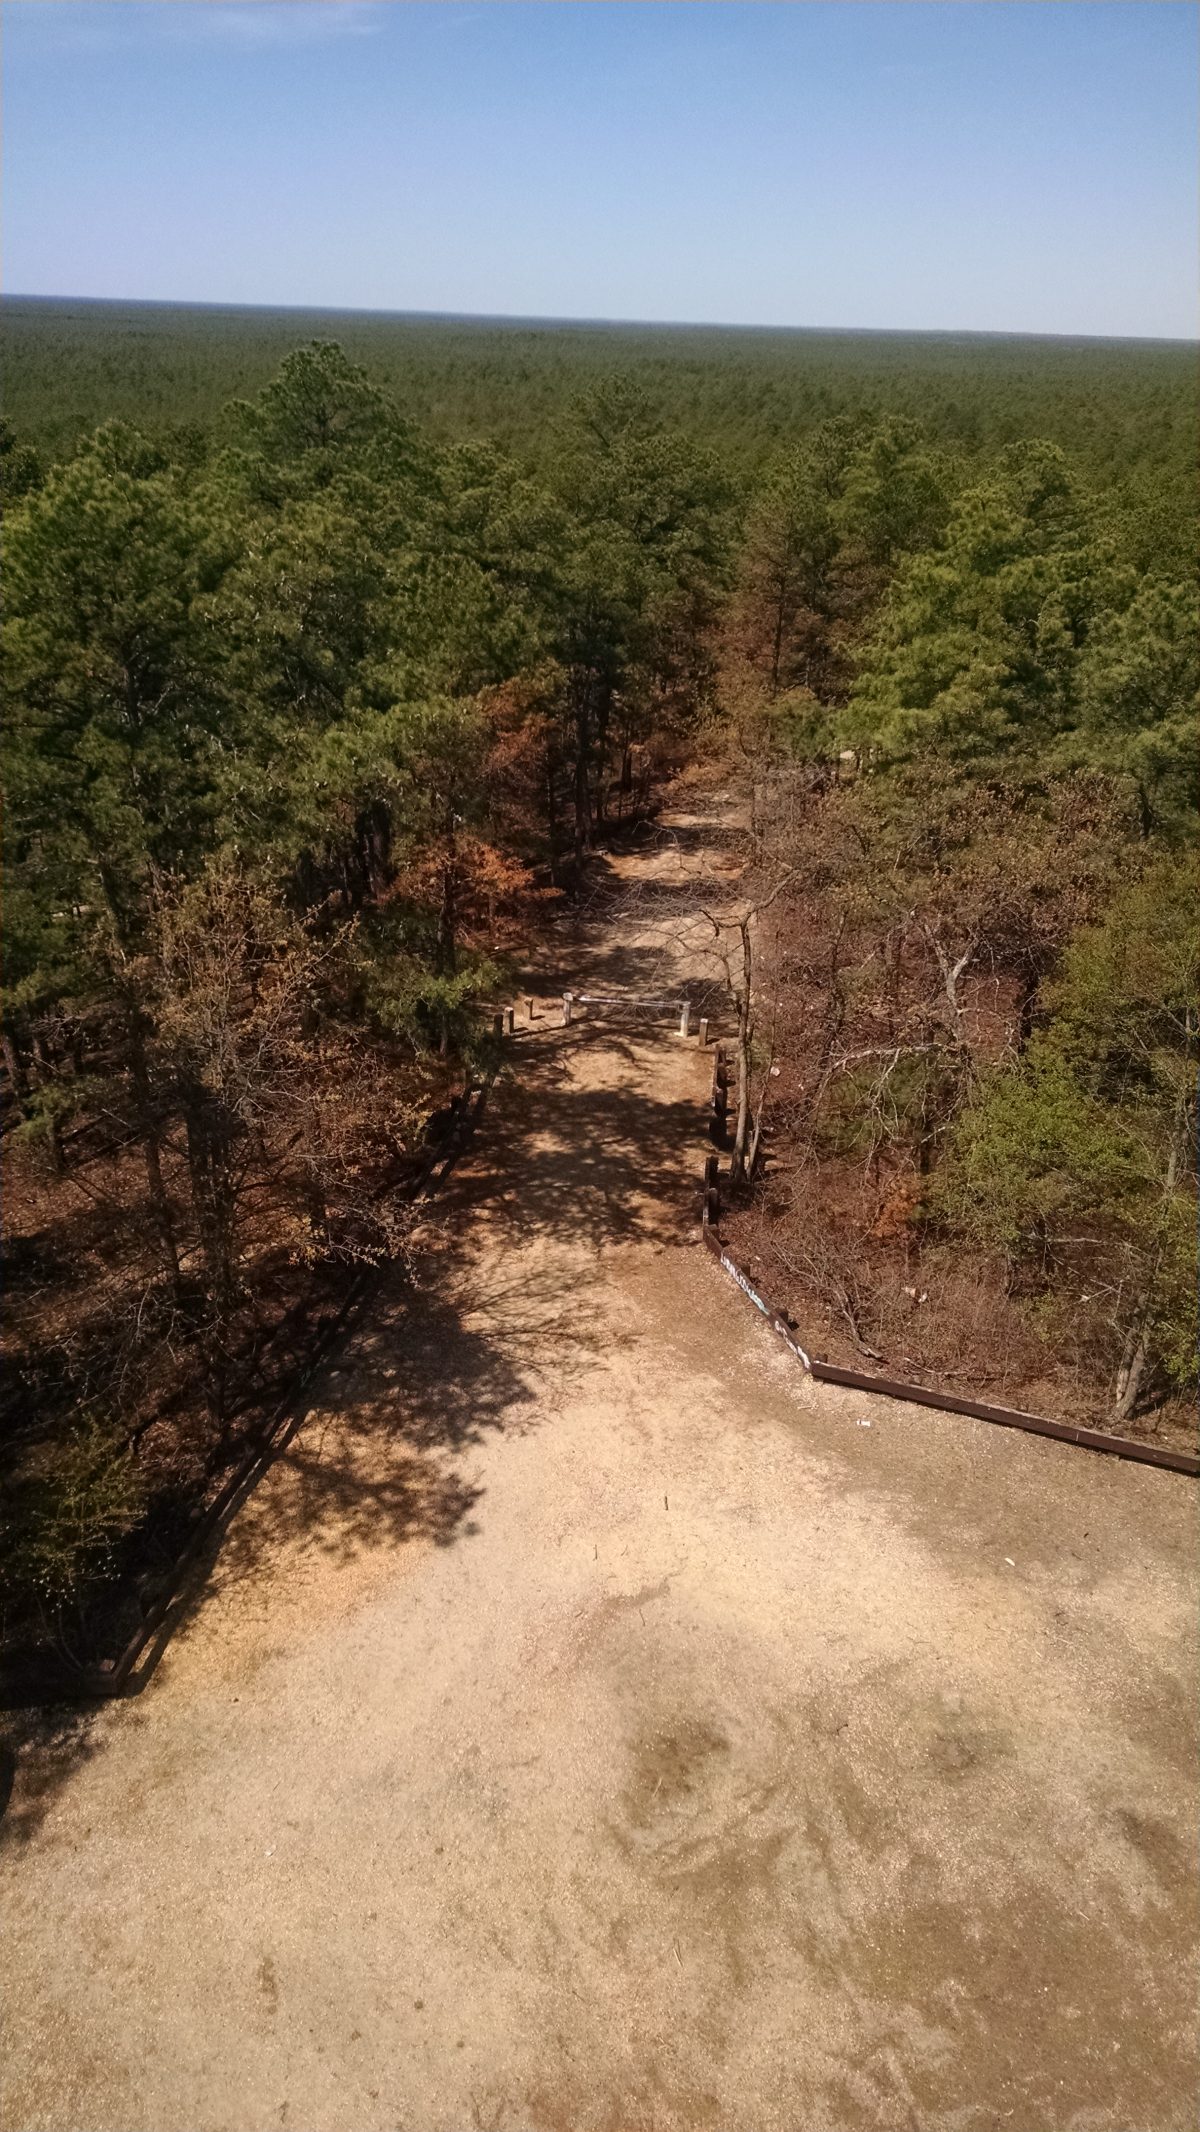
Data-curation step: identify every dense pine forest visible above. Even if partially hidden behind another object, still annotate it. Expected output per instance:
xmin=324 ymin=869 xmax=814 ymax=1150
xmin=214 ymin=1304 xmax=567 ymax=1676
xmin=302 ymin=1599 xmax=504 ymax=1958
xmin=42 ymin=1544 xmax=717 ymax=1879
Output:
xmin=7 ymin=297 xmax=1198 ymax=501
xmin=2 ymin=305 xmax=1197 ymax=1666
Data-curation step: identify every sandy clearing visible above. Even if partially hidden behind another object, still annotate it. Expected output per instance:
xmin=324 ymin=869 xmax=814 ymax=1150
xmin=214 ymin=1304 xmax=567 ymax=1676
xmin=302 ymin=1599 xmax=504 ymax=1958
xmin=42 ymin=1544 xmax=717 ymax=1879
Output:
xmin=2 ymin=796 xmax=1197 ymax=2132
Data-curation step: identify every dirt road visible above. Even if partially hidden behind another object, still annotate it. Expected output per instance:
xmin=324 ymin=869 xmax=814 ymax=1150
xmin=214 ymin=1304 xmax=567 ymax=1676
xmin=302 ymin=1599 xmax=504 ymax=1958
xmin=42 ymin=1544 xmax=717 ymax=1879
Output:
xmin=3 ymin=797 xmax=1197 ymax=2132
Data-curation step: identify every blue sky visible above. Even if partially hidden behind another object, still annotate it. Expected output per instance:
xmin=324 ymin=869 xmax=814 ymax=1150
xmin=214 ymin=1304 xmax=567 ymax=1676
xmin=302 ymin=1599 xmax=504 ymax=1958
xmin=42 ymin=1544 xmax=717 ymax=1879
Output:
xmin=3 ymin=1 xmax=1196 ymax=338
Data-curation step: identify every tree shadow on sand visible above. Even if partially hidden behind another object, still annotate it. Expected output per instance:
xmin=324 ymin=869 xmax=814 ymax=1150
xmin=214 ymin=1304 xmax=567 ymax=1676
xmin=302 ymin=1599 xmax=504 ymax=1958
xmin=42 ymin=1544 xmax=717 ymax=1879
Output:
xmin=154 ymin=1026 xmax=711 ymax=1642
xmin=0 ymin=1704 xmax=108 ymax=1851
xmin=446 ymin=1038 xmax=710 ymax=1252
xmin=2 ymin=919 xmax=717 ymax=1849
xmin=517 ymin=939 xmax=673 ymax=1001
xmin=0 ymin=1261 xmax=552 ymax=1846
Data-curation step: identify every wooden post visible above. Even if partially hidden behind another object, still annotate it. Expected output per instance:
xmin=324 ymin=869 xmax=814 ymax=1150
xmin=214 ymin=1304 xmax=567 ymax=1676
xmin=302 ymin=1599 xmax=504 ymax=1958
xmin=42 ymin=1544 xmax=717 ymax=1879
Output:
xmin=679 ymin=999 xmax=692 ymax=1038
xmin=711 ymin=1047 xmax=727 ymax=1107
xmin=504 ymin=1006 xmax=515 ymax=1034
xmin=526 ymin=995 xmax=536 ymax=1021
xmin=492 ymin=1012 xmax=503 ymax=1038
xmin=697 ymin=1016 xmax=708 ymax=1048
xmin=702 ymin=1154 xmax=720 ymax=1229
xmin=562 ymin=992 xmax=573 ymax=1027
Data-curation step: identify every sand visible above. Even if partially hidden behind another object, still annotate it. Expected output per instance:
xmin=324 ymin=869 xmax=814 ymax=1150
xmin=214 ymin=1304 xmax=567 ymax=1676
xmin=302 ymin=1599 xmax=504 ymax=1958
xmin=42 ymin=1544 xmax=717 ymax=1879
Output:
xmin=3 ymin=797 xmax=1196 ymax=2132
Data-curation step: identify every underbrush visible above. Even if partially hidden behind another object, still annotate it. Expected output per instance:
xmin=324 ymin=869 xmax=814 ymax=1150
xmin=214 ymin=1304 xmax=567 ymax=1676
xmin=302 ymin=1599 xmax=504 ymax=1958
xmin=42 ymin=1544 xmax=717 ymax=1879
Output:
xmin=0 ymin=1056 xmax=463 ymax=1688
xmin=722 ymin=1148 xmax=1197 ymax=1454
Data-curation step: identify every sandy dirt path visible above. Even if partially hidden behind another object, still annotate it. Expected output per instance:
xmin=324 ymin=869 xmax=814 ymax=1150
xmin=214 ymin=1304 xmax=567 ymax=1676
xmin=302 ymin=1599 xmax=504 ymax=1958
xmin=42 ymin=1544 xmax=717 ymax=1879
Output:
xmin=3 ymin=793 xmax=1197 ymax=2132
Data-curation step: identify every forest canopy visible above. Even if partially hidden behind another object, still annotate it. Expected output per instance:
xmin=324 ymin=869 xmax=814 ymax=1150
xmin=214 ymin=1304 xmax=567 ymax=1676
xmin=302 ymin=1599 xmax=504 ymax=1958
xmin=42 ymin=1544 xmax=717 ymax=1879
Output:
xmin=2 ymin=317 xmax=1197 ymax=1663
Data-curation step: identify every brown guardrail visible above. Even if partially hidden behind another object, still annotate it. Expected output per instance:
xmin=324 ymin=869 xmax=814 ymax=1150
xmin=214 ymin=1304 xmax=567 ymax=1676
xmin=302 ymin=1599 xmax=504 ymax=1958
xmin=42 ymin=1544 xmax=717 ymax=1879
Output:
xmin=806 ymin=1357 xmax=1199 ymax=1474
xmin=699 ymin=1157 xmax=1198 ymax=1479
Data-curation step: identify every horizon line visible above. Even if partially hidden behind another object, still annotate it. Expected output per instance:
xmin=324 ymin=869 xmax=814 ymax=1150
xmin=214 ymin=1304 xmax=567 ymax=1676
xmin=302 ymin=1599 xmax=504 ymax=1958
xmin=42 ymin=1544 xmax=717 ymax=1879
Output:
xmin=6 ymin=290 xmax=1198 ymax=351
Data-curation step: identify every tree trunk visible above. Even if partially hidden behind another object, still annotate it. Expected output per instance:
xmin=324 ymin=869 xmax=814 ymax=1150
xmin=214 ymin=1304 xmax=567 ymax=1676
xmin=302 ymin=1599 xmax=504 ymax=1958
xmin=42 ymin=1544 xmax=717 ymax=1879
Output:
xmin=144 ymin=1135 xmax=183 ymax=1291
xmin=730 ymin=1018 xmax=752 ymax=1185
xmin=544 ymin=752 xmax=559 ymax=887
xmin=594 ymin=681 xmax=612 ymax=828
xmin=1112 ymin=1321 xmax=1150 ymax=1426
xmin=32 ymin=1031 xmax=65 ymax=1176
xmin=127 ymin=1007 xmax=185 ymax=1301
xmin=185 ymin=1105 xmax=237 ymax=1313
xmin=2 ymin=1022 xmax=30 ymax=1101
xmin=182 ymin=1080 xmax=239 ymax=1423
xmin=437 ymin=857 xmax=457 ymax=974
xmin=916 ymin=1066 xmax=936 ymax=1177
xmin=1110 ymin=1116 xmax=1187 ymax=1426
xmin=572 ymin=678 xmax=593 ymax=862
xmin=360 ymin=800 xmax=391 ymax=899
xmin=728 ymin=919 xmax=755 ymax=1186
xmin=769 ymin=574 xmax=788 ymax=697
xmin=303 ymin=1166 xmax=330 ymax=1257
xmin=747 ymin=1099 xmax=766 ymax=1179
xmin=574 ymin=729 xmax=591 ymax=861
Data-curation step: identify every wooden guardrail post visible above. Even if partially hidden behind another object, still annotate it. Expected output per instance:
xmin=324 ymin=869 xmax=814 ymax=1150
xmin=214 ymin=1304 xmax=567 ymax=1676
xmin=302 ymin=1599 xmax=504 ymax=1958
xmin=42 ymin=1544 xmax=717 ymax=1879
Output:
xmin=697 ymin=1016 xmax=708 ymax=1048
xmin=679 ymin=999 xmax=692 ymax=1038
xmin=504 ymin=1006 xmax=515 ymax=1034
xmin=562 ymin=991 xmax=574 ymax=1026
xmin=702 ymin=1153 xmax=720 ymax=1230
xmin=526 ymin=995 xmax=536 ymax=1021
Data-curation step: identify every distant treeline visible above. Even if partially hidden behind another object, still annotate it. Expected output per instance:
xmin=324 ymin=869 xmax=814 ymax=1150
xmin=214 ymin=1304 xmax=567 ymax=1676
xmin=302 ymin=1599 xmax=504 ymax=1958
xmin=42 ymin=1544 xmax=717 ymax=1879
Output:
xmin=6 ymin=296 xmax=1197 ymax=511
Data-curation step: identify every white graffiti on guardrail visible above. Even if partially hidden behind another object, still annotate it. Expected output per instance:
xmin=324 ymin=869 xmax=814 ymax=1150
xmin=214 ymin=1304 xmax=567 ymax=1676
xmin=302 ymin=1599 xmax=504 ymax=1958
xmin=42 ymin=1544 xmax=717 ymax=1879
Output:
xmin=718 ymin=1252 xmax=811 ymax=1370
